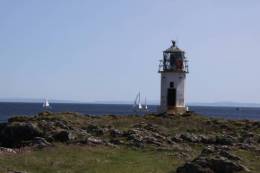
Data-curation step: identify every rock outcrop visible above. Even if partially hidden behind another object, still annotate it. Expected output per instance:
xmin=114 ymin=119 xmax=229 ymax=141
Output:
xmin=0 ymin=122 xmax=43 ymax=147
xmin=0 ymin=112 xmax=259 ymax=172
xmin=176 ymin=146 xmax=250 ymax=173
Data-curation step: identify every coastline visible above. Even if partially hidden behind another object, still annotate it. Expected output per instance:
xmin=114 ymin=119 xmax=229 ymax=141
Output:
xmin=0 ymin=111 xmax=259 ymax=173
xmin=0 ymin=103 xmax=260 ymax=123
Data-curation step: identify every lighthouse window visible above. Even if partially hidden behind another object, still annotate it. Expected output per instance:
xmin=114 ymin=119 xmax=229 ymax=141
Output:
xmin=170 ymin=82 xmax=174 ymax=88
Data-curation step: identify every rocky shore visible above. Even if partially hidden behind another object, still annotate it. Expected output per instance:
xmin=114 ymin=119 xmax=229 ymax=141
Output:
xmin=0 ymin=111 xmax=259 ymax=173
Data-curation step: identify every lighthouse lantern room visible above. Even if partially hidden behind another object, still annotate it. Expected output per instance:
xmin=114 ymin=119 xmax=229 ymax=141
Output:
xmin=158 ymin=41 xmax=189 ymax=114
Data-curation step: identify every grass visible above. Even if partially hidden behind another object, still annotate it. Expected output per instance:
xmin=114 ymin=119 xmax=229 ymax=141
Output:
xmin=1 ymin=113 xmax=259 ymax=173
xmin=0 ymin=144 xmax=184 ymax=173
xmin=1 ymin=144 xmax=259 ymax=173
xmin=233 ymin=149 xmax=260 ymax=173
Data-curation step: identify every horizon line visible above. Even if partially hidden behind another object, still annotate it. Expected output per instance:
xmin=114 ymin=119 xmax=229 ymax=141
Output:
xmin=0 ymin=98 xmax=260 ymax=107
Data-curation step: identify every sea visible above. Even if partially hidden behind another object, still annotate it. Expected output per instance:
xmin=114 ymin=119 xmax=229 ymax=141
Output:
xmin=0 ymin=102 xmax=260 ymax=122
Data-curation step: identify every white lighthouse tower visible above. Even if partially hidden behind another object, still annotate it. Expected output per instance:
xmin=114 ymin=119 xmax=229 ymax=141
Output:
xmin=158 ymin=41 xmax=189 ymax=114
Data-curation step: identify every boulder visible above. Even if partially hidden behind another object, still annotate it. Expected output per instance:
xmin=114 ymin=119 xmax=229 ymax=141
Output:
xmin=125 ymin=128 xmax=168 ymax=148
xmin=176 ymin=146 xmax=249 ymax=173
xmin=87 ymin=137 xmax=104 ymax=145
xmin=172 ymin=133 xmax=217 ymax=144
xmin=110 ymin=129 xmax=124 ymax=137
xmin=172 ymin=134 xmax=184 ymax=142
xmin=86 ymin=125 xmax=104 ymax=136
xmin=126 ymin=129 xmax=145 ymax=148
xmin=133 ymin=122 xmax=160 ymax=133
xmin=54 ymin=121 xmax=70 ymax=130
xmin=52 ymin=131 xmax=75 ymax=142
xmin=0 ymin=122 xmax=42 ymax=147
xmin=215 ymin=135 xmax=237 ymax=145
xmin=199 ymin=135 xmax=216 ymax=144
xmin=218 ymin=150 xmax=241 ymax=161
xmin=0 ymin=147 xmax=16 ymax=154
xmin=38 ymin=120 xmax=55 ymax=132
xmin=177 ymin=162 xmax=214 ymax=173
xmin=180 ymin=133 xmax=200 ymax=143
xmin=31 ymin=137 xmax=52 ymax=148
xmin=177 ymin=157 xmax=247 ymax=173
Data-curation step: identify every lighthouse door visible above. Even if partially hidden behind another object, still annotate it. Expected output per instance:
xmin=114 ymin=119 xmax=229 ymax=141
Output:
xmin=167 ymin=89 xmax=176 ymax=107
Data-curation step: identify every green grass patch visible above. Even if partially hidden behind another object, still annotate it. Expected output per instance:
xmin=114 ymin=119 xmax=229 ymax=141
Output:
xmin=0 ymin=144 xmax=183 ymax=173
xmin=233 ymin=149 xmax=260 ymax=173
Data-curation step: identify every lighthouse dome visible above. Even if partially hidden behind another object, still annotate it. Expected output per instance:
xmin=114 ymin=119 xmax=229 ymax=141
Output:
xmin=163 ymin=41 xmax=184 ymax=53
xmin=158 ymin=40 xmax=188 ymax=73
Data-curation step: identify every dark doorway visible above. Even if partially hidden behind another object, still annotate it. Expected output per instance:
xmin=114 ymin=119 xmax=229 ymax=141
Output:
xmin=170 ymin=82 xmax=174 ymax=88
xmin=167 ymin=88 xmax=176 ymax=107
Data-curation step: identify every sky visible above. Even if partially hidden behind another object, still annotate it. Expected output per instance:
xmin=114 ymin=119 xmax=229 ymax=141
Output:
xmin=0 ymin=0 xmax=260 ymax=104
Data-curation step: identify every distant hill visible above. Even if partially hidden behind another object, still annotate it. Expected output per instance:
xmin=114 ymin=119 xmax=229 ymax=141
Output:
xmin=188 ymin=102 xmax=260 ymax=108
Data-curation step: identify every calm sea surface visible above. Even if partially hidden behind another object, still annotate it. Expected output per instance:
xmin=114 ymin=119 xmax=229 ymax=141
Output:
xmin=0 ymin=102 xmax=259 ymax=122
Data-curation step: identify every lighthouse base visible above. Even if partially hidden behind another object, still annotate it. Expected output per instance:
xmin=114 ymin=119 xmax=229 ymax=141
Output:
xmin=158 ymin=106 xmax=187 ymax=115
xmin=167 ymin=107 xmax=186 ymax=115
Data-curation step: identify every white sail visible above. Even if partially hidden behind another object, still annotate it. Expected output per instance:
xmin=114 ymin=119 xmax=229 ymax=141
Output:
xmin=144 ymin=97 xmax=148 ymax=110
xmin=138 ymin=92 xmax=142 ymax=109
xmin=46 ymin=100 xmax=50 ymax=107
xmin=138 ymin=103 xmax=142 ymax=109
xmin=43 ymin=99 xmax=50 ymax=108
xmin=133 ymin=93 xmax=139 ymax=107
xmin=133 ymin=92 xmax=142 ymax=111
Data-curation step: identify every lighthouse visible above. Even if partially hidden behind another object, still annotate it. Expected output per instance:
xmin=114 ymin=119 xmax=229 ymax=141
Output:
xmin=158 ymin=41 xmax=189 ymax=114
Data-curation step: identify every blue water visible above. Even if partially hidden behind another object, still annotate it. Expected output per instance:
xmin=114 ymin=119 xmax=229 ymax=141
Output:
xmin=0 ymin=102 xmax=259 ymax=122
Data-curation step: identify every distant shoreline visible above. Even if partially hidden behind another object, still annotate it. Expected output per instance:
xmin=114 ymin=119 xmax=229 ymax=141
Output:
xmin=0 ymin=101 xmax=260 ymax=108
xmin=0 ymin=103 xmax=260 ymax=122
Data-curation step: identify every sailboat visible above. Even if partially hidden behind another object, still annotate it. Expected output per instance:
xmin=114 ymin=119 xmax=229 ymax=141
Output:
xmin=133 ymin=92 xmax=142 ymax=111
xmin=133 ymin=93 xmax=149 ymax=113
xmin=143 ymin=97 xmax=148 ymax=111
xmin=43 ymin=99 xmax=51 ymax=109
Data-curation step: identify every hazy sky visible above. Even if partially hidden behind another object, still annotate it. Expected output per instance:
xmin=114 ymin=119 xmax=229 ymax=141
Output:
xmin=0 ymin=0 xmax=260 ymax=103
